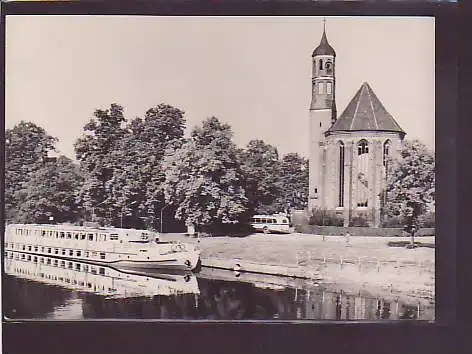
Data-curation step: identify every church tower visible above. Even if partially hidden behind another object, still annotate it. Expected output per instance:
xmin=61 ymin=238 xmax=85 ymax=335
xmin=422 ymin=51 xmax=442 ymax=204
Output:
xmin=308 ymin=21 xmax=336 ymax=211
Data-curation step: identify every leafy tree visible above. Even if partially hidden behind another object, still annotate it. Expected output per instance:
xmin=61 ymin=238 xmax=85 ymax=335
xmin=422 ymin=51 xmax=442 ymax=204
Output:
xmin=162 ymin=117 xmax=248 ymax=229
xmin=273 ymin=153 xmax=309 ymax=213
xmin=238 ymin=140 xmax=281 ymax=214
xmin=74 ymin=103 xmax=127 ymax=225
xmin=5 ymin=121 xmax=57 ymax=222
xmin=15 ymin=156 xmax=84 ymax=224
xmin=384 ymin=139 xmax=435 ymax=245
xmin=108 ymin=104 xmax=186 ymax=229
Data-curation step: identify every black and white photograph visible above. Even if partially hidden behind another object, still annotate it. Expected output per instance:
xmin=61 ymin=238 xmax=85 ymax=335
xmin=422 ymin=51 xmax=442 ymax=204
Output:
xmin=4 ymin=15 xmax=435 ymax=322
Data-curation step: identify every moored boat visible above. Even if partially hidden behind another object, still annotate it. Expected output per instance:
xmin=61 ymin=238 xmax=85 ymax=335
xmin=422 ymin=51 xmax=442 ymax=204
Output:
xmin=4 ymin=224 xmax=201 ymax=272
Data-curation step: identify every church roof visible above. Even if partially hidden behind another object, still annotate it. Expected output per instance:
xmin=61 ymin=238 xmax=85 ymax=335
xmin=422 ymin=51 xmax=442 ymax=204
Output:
xmin=312 ymin=29 xmax=336 ymax=57
xmin=327 ymin=82 xmax=405 ymax=135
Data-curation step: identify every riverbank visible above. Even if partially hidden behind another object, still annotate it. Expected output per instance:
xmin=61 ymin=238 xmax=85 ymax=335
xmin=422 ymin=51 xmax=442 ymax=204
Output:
xmin=162 ymin=232 xmax=435 ymax=304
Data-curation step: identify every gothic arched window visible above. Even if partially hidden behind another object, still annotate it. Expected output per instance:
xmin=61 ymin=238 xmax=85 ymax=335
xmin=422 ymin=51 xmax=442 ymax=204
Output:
xmin=383 ymin=140 xmax=391 ymax=167
xmin=357 ymin=140 xmax=369 ymax=207
xmin=319 ymin=59 xmax=324 ymax=71
xmin=327 ymin=82 xmax=332 ymax=94
xmin=338 ymin=142 xmax=345 ymax=207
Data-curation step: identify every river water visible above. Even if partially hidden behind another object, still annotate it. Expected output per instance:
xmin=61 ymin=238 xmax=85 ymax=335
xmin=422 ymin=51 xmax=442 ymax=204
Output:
xmin=3 ymin=254 xmax=434 ymax=321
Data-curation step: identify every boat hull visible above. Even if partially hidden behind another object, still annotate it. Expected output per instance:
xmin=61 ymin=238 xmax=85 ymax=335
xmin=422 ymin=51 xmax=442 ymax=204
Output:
xmin=109 ymin=251 xmax=201 ymax=272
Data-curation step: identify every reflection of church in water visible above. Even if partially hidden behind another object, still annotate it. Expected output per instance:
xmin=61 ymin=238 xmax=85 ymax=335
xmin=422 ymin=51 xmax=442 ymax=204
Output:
xmin=308 ymin=22 xmax=406 ymax=227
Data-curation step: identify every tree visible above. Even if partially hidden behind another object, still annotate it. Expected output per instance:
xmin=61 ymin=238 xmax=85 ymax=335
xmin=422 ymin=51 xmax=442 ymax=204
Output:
xmin=108 ymin=104 xmax=186 ymax=229
xmin=162 ymin=117 xmax=248 ymax=229
xmin=5 ymin=121 xmax=57 ymax=222
xmin=15 ymin=156 xmax=84 ymax=224
xmin=74 ymin=103 xmax=127 ymax=225
xmin=238 ymin=140 xmax=281 ymax=214
xmin=273 ymin=153 xmax=309 ymax=213
xmin=384 ymin=139 xmax=435 ymax=245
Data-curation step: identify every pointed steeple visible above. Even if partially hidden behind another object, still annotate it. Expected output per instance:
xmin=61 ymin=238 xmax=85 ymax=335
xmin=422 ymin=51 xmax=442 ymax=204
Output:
xmin=312 ymin=19 xmax=336 ymax=57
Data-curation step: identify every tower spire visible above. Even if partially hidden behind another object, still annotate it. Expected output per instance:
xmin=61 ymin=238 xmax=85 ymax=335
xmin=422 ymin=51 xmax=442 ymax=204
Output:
xmin=323 ymin=17 xmax=326 ymax=33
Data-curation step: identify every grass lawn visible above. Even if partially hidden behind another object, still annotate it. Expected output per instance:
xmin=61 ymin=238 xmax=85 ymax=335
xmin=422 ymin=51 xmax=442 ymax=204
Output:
xmin=162 ymin=232 xmax=435 ymax=268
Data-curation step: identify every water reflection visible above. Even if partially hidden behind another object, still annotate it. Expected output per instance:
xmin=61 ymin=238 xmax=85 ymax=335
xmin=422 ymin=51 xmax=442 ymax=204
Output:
xmin=3 ymin=251 xmax=434 ymax=321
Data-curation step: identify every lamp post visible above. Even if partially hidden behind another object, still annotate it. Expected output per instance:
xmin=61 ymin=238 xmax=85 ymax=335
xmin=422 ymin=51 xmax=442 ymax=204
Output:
xmin=121 ymin=201 xmax=137 ymax=228
xmin=91 ymin=200 xmax=109 ymax=222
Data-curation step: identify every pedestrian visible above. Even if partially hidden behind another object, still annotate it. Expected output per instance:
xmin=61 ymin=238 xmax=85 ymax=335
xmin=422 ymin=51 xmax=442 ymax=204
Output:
xmin=344 ymin=231 xmax=351 ymax=245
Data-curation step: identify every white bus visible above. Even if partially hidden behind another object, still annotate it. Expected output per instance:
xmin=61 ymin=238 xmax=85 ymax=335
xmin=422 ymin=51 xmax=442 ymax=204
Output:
xmin=250 ymin=214 xmax=292 ymax=234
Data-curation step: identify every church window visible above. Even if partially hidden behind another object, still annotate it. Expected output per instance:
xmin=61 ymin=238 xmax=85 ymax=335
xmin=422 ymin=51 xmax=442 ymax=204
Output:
xmin=338 ymin=142 xmax=345 ymax=207
xmin=383 ymin=140 xmax=391 ymax=167
xmin=319 ymin=59 xmax=324 ymax=71
xmin=319 ymin=82 xmax=324 ymax=94
xmin=327 ymin=82 xmax=332 ymax=94
xmin=357 ymin=140 xmax=369 ymax=207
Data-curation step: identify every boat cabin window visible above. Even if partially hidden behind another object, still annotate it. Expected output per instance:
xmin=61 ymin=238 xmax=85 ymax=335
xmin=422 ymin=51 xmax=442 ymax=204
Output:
xmin=69 ymin=250 xmax=73 ymax=256
xmin=74 ymin=233 xmax=79 ymax=240
xmin=75 ymin=263 xmax=81 ymax=271
xmin=100 ymin=234 xmax=107 ymax=241
xmin=61 ymin=249 xmax=66 ymax=255
xmin=99 ymin=267 xmax=105 ymax=275
xmin=47 ymin=259 xmax=51 ymax=265
xmin=77 ymin=250 xmax=81 ymax=257
xmin=66 ymin=232 xmax=72 ymax=239
xmin=54 ymin=259 xmax=58 ymax=266
xmin=60 ymin=232 xmax=65 ymax=239
xmin=41 ymin=230 xmax=46 ymax=237
xmin=61 ymin=261 xmax=65 ymax=268
xmin=47 ymin=248 xmax=52 ymax=253
xmin=110 ymin=234 xmax=119 ymax=241
xmin=88 ymin=233 xmax=95 ymax=241
xmin=100 ymin=252 xmax=106 ymax=259
xmin=54 ymin=248 xmax=59 ymax=255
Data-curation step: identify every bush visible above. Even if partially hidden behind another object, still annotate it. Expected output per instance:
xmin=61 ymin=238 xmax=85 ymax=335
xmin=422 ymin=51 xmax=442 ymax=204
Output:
xmin=381 ymin=215 xmax=406 ymax=228
xmin=418 ymin=212 xmax=435 ymax=228
xmin=349 ymin=215 xmax=369 ymax=227
xmin=309 ymin=208 xmax=344 ymax=226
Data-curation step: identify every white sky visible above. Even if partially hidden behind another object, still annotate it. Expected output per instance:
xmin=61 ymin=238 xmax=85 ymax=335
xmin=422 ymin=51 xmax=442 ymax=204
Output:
xmin=6 ymin=16 xmax=435 ymax=159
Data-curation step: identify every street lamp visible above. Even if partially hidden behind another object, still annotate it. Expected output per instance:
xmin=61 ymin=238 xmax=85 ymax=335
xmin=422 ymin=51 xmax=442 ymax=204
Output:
xmin=121 ymin=201 xmax=137 ymax=228
xmin=92 ymin=200 xmax=108 ymax=222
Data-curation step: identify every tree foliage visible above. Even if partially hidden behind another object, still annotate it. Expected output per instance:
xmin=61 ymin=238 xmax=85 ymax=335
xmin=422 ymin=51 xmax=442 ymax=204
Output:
xmin=74 ymin=103 xmax=127 ymax=224
xmin=238 ymin=139 xmax=281 ymax=214
xmin=74 ymin=103 xmax=186 ymax=228
xmin=5 ymin=121 xmax=57 ymax=221
xmin=273 ymin=153 xmax=309 ymax=212
xmin=163 ymin=117 xmax=248 ymax=228
xmin=384 ymin=139 xmax=435 ymax=227
xmin=15 ymin=156 xmax=84 ymax=224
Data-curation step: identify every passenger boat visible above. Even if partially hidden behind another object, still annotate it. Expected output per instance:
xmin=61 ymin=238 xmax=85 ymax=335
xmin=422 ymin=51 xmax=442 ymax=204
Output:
xmin=4 ymin=224 xmax=201 ymax=272
xmin=4 ymin=250 xmax=200 ymax=298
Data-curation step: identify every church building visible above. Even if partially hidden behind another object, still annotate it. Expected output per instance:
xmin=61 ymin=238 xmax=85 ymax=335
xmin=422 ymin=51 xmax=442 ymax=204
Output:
xmin=308 ymin=24 xmax=406 ymax=227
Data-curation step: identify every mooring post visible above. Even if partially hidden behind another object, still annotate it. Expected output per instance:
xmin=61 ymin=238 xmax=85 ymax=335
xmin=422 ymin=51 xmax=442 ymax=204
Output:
xmin=340 ymin=256 xmax=343 ymax=270
xmin=377 ymin=259 xmax=381 ymax=272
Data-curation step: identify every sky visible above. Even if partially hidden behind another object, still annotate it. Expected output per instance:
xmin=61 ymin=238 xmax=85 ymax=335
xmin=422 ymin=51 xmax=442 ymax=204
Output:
xmin=5 ymin=16 xmax=435 ymax=159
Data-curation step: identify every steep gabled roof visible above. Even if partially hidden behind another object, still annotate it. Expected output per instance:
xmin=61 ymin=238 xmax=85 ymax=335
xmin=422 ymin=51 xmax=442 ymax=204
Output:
xmin=327 ymin=82 xmax=405 ymax=135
